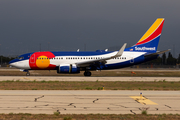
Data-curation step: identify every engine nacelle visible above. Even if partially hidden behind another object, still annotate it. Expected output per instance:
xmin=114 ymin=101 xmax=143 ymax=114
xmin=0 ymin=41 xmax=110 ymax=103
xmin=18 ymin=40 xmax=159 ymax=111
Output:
xmin=57 ymin=64 xmax=80 ymax=73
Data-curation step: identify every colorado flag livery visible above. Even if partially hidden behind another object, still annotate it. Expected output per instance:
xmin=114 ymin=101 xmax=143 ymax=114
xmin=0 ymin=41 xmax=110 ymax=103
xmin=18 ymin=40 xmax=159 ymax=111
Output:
xmin=9 ymin=18 xmax=169 ymax=76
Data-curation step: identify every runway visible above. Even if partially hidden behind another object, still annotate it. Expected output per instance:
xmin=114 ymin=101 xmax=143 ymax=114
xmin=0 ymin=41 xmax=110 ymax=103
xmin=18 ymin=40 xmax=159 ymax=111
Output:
xmin=0 ymin=90 xmax=180 ymax=114
xmin=0 ymin=76 xmax=179 ymax=114
xmin=0 ymin=76 xmax=180 ymax=81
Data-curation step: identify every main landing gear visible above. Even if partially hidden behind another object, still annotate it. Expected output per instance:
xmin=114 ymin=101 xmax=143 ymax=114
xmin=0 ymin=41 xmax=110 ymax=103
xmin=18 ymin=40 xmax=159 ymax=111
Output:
xmin=84 ymin=71 xmax=91 ymax=76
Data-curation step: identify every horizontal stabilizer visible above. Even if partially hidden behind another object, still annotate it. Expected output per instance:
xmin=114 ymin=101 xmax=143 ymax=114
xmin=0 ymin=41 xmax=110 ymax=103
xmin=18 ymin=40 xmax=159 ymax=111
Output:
xmin=144 ymin=49 xmax=171 ymax=57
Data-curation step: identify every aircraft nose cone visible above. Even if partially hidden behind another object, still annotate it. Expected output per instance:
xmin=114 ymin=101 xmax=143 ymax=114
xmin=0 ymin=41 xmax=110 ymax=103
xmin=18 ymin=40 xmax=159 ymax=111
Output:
xmin=9 ymin=62 xmax=16 ymax=67
xmin=9 ymin=59 xmax=18 ymax=67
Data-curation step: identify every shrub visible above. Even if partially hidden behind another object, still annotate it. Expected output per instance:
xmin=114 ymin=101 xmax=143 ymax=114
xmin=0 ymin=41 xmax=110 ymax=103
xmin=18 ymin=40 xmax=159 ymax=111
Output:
xmin=141 ymin=110 xmax=147 ymax=115
xmin=63 ymin=116 xmax=72 ymax=120
xmin=53 ymin=111 xmax=60 ymax=116
xmin=97 ymin=87 xmax=103 ymax=90
xmin=85 ymin=87 xmax=92 ymax=90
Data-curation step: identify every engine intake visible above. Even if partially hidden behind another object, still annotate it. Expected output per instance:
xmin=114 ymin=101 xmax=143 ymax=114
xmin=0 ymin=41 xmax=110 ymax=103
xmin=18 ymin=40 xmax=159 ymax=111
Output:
xmin=57 ymin=64 xmax=80 ymax=73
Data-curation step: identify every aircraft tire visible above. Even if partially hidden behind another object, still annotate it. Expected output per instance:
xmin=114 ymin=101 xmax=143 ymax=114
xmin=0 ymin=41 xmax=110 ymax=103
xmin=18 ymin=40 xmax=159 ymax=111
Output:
xmin=84 ymin=71 xmax=91 ymax=76
xmin=26 ymin=72 xmax=30 ymax=76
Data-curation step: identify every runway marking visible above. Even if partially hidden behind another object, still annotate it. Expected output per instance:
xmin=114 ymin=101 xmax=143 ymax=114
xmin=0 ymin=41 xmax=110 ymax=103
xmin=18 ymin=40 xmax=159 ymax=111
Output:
xmin=130 ymin=96 xmax=158 ymax=105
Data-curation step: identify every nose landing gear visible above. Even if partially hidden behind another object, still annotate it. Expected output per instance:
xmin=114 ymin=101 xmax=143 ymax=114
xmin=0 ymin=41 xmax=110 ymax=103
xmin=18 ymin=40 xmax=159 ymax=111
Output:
xmin=26 ymin=71 xmax=30 ymax=76
xmin=20 ymin=69 xmax=30 ymax=76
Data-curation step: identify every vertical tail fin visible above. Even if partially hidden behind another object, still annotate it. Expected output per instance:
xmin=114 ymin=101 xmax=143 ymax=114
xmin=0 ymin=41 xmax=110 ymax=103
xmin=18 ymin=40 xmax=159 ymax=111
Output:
xmin=126 ymin=18 xmax=165 ymax=53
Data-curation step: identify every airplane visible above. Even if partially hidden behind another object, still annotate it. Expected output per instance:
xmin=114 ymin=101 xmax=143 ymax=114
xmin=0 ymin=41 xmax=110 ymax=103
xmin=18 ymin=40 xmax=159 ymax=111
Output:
xmin=9 ymin=18 xmax=170 ymax=76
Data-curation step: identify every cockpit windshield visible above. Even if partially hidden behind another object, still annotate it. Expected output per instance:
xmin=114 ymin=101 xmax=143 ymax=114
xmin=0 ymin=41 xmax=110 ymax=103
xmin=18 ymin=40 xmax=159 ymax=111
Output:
xmin=19 ymin=57 xmax=24 ymax=60
xmin=16 ymin=56 xmax=24 ymax=60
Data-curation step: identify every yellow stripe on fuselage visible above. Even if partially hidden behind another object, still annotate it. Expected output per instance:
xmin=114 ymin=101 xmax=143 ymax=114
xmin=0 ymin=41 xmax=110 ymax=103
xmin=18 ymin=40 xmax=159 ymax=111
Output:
xmin=138 ymin=18 xmax=164 ymax=43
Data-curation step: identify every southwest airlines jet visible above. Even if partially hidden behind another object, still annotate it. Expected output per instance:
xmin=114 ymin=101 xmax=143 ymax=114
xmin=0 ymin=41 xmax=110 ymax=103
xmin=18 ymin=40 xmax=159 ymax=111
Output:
xmin=9 ymin=18 xmax=169 ymax=76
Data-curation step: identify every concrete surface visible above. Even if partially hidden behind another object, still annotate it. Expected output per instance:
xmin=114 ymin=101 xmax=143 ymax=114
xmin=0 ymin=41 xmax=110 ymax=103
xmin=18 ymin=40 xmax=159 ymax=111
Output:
xmin=0 ymin=76 xmax=180 ymax=81
xmin=0 ymin=90 xmax=179 ymax=114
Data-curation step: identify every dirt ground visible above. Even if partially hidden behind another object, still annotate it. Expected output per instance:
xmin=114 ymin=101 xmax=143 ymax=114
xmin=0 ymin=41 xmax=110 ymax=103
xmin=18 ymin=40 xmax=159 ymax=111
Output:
xmin=0 ymin=114 xmax=180 ymax=120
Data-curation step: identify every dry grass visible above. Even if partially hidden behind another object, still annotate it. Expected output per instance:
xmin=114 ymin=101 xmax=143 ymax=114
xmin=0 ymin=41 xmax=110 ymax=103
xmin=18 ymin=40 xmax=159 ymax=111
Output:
xmin=0 ymin=80 xmax=180 ymax=90
xmin=0 ymin=114 xmax=179 ymax=120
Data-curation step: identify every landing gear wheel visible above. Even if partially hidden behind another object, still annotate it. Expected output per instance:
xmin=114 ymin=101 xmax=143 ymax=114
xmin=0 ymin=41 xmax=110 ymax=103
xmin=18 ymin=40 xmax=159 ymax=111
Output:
xmin=26 ymin=72 xmax=30 ymax=76
xmin=84 ymin=71 xmax=91 ymax=76
xmin=84 ymin=72 xmax=87 ymax=76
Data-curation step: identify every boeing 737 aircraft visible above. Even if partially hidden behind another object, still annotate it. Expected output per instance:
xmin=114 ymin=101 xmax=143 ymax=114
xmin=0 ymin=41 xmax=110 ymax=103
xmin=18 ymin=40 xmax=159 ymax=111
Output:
xmin=9 ymin=18 xmax=169 ymax=76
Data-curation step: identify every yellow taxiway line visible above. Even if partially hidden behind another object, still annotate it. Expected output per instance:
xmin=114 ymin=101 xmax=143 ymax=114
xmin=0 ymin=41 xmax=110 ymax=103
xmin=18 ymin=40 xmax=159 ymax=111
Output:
xmin=130 ymin=96 xmax=158 ymax=105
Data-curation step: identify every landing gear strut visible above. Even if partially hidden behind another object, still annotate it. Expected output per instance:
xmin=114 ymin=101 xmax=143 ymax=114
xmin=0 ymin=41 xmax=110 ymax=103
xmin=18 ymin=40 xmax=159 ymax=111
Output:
xmin=26 ymin=71 xmax=30 ymax=76
xmin=84 ymin=71 xmax=91 ymax=76
xmin=21 ymin=69 xmax=30 ymax=76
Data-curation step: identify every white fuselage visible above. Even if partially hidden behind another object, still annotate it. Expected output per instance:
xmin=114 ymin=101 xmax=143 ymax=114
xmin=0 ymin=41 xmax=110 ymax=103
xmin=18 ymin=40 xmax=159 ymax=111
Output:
xmin=10 ymin=51 xmax=146 ymax=70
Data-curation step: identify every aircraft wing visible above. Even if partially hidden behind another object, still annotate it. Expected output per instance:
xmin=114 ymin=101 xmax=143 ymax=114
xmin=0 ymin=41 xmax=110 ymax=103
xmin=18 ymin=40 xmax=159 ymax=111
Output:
xmin=75 ymin=43 xmax=127 ymax=67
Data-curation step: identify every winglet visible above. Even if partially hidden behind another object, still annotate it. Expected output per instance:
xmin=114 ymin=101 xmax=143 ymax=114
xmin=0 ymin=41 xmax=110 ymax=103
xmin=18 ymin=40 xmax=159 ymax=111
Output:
xmin=114 ymin=43 xmax=127 ymax=57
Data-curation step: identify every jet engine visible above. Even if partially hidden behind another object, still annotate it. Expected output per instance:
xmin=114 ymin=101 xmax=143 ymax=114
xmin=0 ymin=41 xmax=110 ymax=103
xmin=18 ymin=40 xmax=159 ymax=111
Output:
xmin=57 ymin=64 xmax=80 ymax=73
